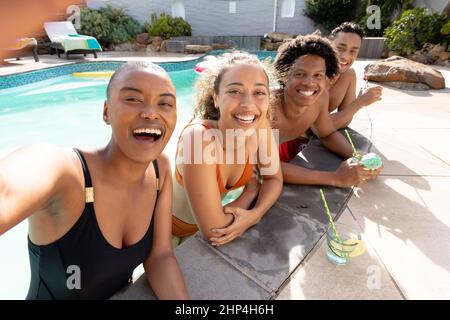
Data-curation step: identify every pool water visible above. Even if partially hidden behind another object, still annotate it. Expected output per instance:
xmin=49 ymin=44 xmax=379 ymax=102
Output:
xmin=0 ymin=69 xmax=197 ymax=157
xmin=0 ymin=69 xmax=200 ymax=299
xmin=0 ymin=66 xmax=244 ymax=299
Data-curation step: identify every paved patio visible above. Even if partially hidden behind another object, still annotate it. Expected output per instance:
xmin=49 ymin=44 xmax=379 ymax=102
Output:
xmin=277 ymin=60 xmax=450 ymax=300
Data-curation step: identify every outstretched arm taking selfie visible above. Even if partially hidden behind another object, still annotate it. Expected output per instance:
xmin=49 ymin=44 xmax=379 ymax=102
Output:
xmin=0 ymin=144 xmax=77 ymax=235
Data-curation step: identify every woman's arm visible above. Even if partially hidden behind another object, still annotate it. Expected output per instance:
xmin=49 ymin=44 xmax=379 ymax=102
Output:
xmin=209 ymin=122 xmax=283 ymax=246
xmin=0 ymin=144 xmax=75 ymax=235
xmin=177 ymin=125 xmax=234 ymax=239
xmin=144 ymin=154 xmax=189 ymax=300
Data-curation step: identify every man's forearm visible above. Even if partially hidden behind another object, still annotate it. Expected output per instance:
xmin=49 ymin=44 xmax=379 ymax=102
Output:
xmin=330 ymin=99 xmax=365 ymax=129
xmin=320 ymin=131 xmax=354 ymax=159
xmin=281 ymin=162 xmax=339 ymax=186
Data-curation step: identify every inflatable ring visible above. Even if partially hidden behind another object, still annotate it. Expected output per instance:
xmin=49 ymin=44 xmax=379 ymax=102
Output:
xmin=72 ymin=71 xmax=114 ymax=77
xmin=194 ymin=56 xmax=217 ymax=74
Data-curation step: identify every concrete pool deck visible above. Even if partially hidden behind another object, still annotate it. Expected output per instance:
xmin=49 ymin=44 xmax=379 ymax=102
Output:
xmin=0 ymin=51 xmax=203 ymax=76
xmin=1 ymin=52 xmax=450 ymax=300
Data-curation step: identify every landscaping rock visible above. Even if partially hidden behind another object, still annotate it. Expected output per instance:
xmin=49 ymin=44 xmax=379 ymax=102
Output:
xmin=136 ymin=33 xmax=149 ymax=45
xmin=364 ymin=56 xmax=445 ymax=90
xmin=134 ymin=43 xmax=147 ymax=52
xmin=212 ymin=43 xmax=231 ymax=50
xmin=408 ymin=44 xmax=447 ymax=65
xmin=438 ymin=51 xmax=450 ymax=61
xmin=185 ymin=45 xmax=213 ymax=54
xmin=261 ymin=41 xmax=281 ymax=51
xmin=151 ymin=36 xmax=163 ymax=49
xmin=265 ymin=32 xmax=295 ymax=42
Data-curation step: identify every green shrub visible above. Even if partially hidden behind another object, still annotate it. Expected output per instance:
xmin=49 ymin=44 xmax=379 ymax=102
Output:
xmin=384 ymin=7 xmax=447 ymax=56
xmin=147 ymin=13 xmax=191 ymax=40
xmin=440 ymin=21 xmax=450 ymax=51
xmin=303 ymin=0 xmax=360 ymax=32
xmin=80 ymin=5 xmax=141 ymax=49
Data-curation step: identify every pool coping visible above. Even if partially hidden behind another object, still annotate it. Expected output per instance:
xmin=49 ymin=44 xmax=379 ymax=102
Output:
xmin=0 ymin=51 xmax=278 ymax=89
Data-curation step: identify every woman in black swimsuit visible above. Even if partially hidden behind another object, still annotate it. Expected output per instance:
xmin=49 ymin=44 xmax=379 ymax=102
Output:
xmin=0 ymin=61 xmax=189 ymax=300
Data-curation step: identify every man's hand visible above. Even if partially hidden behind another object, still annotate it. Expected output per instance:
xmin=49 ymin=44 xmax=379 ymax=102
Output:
xmin=334 ymin=158 xmax=382 ymax=188
xmin=357 ymin=85 xmax=383 ymax=107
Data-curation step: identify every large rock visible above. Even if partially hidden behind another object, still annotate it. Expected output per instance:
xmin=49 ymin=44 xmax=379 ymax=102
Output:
xmin=151 ymin=36 xmax=163 ymax=48
xmin=184 ymin=45 xmax=213 ymax=54
xmin=364 ymin=56 xmax=445 ymax=90
xmin=136 ymin=33 xmax=149 ymax=45
xmin=212 ymin=43 xmax=231 ymax=50
xmin=438 ymin=51 xmax=450 ymax=61
xmin=265 ymin=32 xmax=295 ymax=43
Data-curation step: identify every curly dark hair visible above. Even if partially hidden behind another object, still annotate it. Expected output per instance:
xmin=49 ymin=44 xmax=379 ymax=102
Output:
xmin=273 ymin=35 xmax=340 ymax=86
xmin=330 ymin=22 xmax=365 ymax=40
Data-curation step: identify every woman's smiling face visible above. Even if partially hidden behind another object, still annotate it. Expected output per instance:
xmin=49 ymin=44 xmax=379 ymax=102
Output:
xmin=214 ymin=63 xmax=270 ymax=132
xmin=104 ymin=68 xmax=177 ymax=163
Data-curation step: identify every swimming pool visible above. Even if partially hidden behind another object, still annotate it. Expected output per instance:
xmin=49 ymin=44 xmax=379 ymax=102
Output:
xmin=0 ymin=52 xmax=276 ymax=299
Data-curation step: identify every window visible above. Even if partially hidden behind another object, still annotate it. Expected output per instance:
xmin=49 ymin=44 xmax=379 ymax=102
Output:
xmin=172 ymin=0 xmax=185 ymax=19
xmin=229 ymin=1 xmax=237 ymax=14
xmin=281 ymin=0 xmax=295 ymax=18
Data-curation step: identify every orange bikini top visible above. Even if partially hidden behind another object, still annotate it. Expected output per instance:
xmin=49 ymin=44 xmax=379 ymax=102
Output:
xmin=175 ymin=122 xmax=254 ymax=194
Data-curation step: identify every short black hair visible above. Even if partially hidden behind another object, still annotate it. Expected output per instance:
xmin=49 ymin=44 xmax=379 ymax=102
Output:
xmin=274 ymin=34 xmax=340 ymax=85
xmin=330 ymin=22 xmax=365 ymax=39
xmin=106 ymin=61 xmax=167 ymax=100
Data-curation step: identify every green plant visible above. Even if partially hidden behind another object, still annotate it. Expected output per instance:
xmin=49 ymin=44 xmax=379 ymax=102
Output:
xmin=147 ymin=13 xmax=191 ymax=40
xmin=384 ymin=7 xmax=447 ymax=55
xmin=356 ymin=0 xmax=413 ymax=36
xmin=80 ymin=5 xmax=141 ymax=49
xmin=303 ymin=0 xmax=360 ymax=32
xmin=440 ymin=21 xmax=450 ymax=51
xmin=441 ymin=21 xmax=450 ymax=36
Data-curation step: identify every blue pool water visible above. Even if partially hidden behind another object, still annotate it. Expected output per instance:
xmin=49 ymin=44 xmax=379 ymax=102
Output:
xmin=0 ymin=69 xmax=198 ymax=299
xmin=0 ymin=69 xmax=197 ymax=158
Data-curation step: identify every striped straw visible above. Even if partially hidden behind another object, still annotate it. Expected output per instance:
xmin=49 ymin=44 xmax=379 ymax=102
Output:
xmin=344 ymin=129 xmax=359 ymax=158
xmin=320 ymin=189 xmax=341 ymax=242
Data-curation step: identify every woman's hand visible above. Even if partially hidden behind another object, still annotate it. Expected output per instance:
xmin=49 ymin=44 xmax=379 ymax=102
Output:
xmin=209 ymin=206 xmax=260 ymax=247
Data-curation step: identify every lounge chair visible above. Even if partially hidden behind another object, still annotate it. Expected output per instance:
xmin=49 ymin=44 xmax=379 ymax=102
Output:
xmin=1 ymin=38 xmax=39 ymax=62
xmin=44 ymin=21 xmax=102 ymax=59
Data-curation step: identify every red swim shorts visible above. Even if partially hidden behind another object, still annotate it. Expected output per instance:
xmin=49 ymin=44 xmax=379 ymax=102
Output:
xmin=278 ymin=137 xmax=309 ymax=163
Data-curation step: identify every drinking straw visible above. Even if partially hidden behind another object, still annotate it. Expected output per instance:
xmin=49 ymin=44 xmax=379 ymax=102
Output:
xmin=363 ymin=73 xmax=369 ymax=90
xmin=319 ymin=189 xmax=341 ymax=241
xmin=344 ymin=129 xmax=359 ymax=159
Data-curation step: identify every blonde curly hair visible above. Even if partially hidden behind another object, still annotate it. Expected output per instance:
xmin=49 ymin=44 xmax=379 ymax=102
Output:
xmin=193 ymin=51 xmax=274 ymax=121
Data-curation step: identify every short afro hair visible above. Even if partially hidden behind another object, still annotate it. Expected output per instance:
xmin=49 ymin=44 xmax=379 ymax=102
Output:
xmin=274 ymin=35 xmax=340 ymax=86
xmin=106 ymin=61 xmax=168 ymax=100
xmin=330 ymin=22 xmax=365 ymax=40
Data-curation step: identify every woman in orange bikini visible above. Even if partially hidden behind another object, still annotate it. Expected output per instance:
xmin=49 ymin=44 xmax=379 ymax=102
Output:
xmin=172 ymin=52 xmax=282 ymax=247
